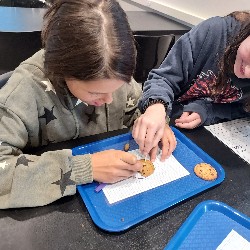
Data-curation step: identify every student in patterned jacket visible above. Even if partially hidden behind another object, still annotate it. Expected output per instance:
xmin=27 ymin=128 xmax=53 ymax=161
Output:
xmin=0 ymin=0 xmax=176 ymax=208
xmin=133 ymin=11 xmax=250 ymax=157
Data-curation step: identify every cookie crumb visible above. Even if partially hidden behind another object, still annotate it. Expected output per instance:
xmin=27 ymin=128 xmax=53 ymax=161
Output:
xmin=124 ymin=143 xmax=130 ymax=152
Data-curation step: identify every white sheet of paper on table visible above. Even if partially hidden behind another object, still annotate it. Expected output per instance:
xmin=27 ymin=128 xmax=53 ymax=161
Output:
xmin=103 ymin=149 xmax=190 ymax=204
xmin=216 ymin=229 xmax=250 ymax=250
xmin=205 ymin=118 xmax=250 ymax=164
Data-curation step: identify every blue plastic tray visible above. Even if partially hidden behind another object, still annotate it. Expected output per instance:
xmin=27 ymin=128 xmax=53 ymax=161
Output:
xmin=72 ymin=128 xmax=225 ymax=232
xmin=165 ymin=200 xmax=250 ymax=249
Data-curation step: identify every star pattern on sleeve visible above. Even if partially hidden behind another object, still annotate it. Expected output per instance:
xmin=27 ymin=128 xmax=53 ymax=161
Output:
xmin=86 ymin=107 xmax=100 ymax=124
xmin=39 ymin=106 xmax=57 ymax=125
xmin=126 ymin=97 xmax=135 ymax=107
xmin=52 ymin=169 xmax=75 ymax=196
xmin=41 ymin=80 xmax=56 ymax=95
xmin=0 ymin=161 xmax=9 ymax=170
xmin=15 ymin=155 xmax=34 ymax=167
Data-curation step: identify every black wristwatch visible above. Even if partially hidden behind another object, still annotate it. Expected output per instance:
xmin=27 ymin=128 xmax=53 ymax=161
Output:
xmin=143 ymin=98 xmax=168 ymax=112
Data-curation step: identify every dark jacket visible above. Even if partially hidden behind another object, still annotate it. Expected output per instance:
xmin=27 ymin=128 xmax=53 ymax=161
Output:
xmin=140 ymin=15 xmax=250 ymax=125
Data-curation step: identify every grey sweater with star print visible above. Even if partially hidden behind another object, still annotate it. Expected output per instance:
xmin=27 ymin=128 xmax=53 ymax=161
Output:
xmin=0 ymin=50 xmax=141 ymax=209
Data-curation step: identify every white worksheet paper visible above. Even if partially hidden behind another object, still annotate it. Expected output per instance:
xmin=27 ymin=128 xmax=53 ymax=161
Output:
xmin=103 ymin=149 xmax=190 ymax=204
xmin=216 ymin=230 xmax=250 ymax=250
xmin=205 ymin=118 xmax=250 ymax=164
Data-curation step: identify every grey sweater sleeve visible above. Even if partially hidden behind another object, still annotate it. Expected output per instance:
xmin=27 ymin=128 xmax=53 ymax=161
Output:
xmin=183 ymin=99 xmax=250 ymax=126
xmin=0 ymin=104 xmax=93 ymax=209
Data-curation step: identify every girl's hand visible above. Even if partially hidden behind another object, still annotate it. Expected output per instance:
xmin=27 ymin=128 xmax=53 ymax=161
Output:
xmin=149 ymin=124 xmax=177 ymax=162
xmin=132 ymin=103 xmax=166 ymax=156
xmin=91 ymin=150 xmax=142 ymax=183
xmin=175 ymin=112 xmax=201 ymax=129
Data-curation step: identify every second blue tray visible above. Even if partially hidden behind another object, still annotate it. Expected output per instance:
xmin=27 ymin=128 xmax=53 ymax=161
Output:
xmin=165 ymin=200 xmax=250 ymax=249
xmin=72 ymin=128 xmax=225 ymax=232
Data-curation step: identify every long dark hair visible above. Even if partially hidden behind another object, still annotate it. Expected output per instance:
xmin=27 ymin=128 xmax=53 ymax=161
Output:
xmin=41 ymin=0 xmax=136 ymax=87
xmin=216 ymin=11 xmax=250 ymax=91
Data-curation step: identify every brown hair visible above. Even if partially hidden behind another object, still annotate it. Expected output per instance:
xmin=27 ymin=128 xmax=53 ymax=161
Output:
xmin=41 ymin=0 xmax=136 ymax=87
xmin=216 ymin=11 xmax=250 ymax=91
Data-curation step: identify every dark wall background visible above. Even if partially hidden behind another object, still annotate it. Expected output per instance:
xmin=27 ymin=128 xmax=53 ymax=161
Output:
xmin=0 ymin=0 xmax=46 ymax=73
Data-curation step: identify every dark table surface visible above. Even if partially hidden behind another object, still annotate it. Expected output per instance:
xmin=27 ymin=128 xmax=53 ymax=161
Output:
xmin=126 ymin=11 xmax=190 ymax=35
xmin=0 ymin=6 xmax=190 ymax=34
xmin=0 ymin=127 xmax=249 ymax=250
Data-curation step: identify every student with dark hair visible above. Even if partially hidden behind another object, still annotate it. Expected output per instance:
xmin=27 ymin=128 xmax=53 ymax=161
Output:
xmin=0 ymin=0 xmax=149 ymax=208
xmin=133 ymin=11 xmax=250 ymax=157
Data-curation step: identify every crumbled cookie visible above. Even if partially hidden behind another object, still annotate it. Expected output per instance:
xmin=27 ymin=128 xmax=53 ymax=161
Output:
xmin=139 ymin=159 xmax=155 ymax=177
xmin=194 ymin=163 xmax=217 ymax=181
xmin=124 ymin=143 xmax=130 ymax=152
